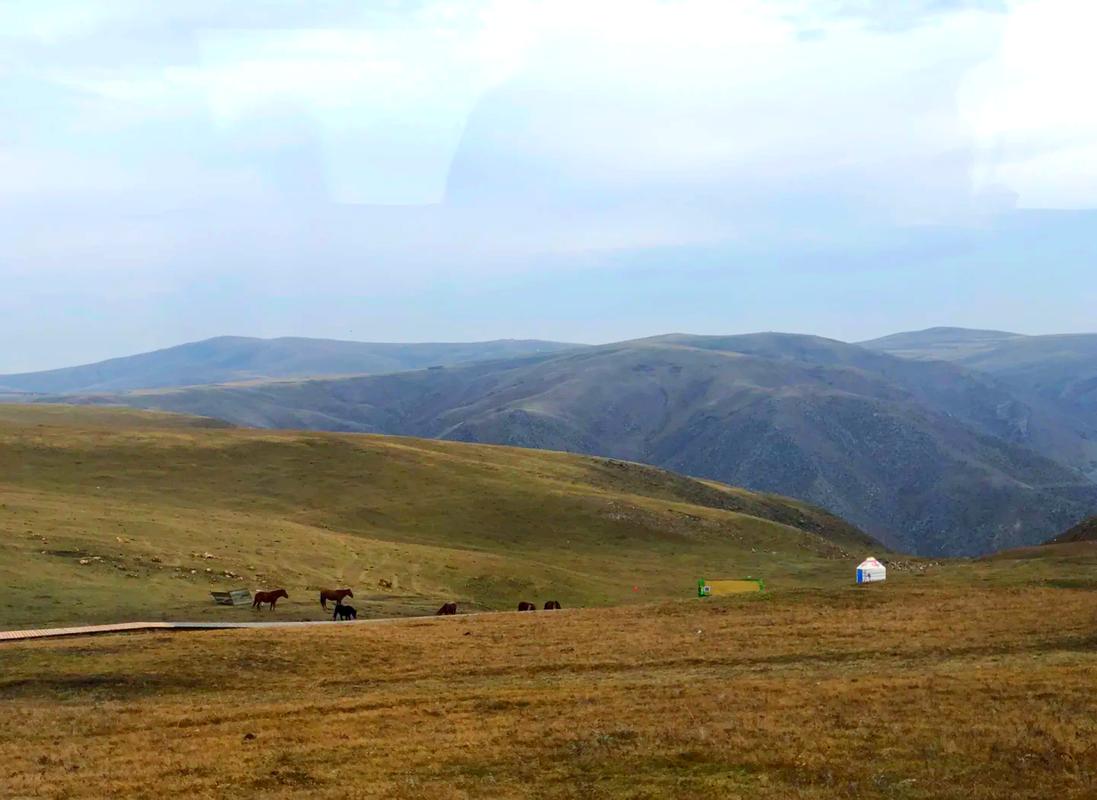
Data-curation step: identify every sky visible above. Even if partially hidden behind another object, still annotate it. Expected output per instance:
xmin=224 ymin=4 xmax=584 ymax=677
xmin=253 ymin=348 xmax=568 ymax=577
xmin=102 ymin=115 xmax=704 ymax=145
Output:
xmin=2 ymin=0 xmax=1096 ymax=372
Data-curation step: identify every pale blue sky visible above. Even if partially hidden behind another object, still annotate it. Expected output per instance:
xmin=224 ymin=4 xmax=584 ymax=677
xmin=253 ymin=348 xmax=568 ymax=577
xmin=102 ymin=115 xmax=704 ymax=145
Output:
xmin=2 ymin=0 xmax=1095 ymax=371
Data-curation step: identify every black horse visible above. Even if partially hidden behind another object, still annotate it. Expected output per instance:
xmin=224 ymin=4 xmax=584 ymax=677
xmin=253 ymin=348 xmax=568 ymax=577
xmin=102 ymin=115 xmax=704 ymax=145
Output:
xmin=333 ymin=603 xmax=357 ymax=621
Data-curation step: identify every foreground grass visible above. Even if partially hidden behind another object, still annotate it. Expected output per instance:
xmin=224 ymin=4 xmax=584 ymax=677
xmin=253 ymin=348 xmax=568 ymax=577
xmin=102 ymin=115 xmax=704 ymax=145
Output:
xmin=2 ymin=582 xmax=1095 ymax=799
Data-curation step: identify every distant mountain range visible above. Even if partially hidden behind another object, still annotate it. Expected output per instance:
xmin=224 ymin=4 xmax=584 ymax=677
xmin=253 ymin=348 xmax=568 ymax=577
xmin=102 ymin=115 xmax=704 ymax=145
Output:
xmin=15 ymin=329 xmax=1097 ymax=557
xmin=862 ymin=327 xmax=1097 ymax=448
xmin=0 ymin=336 xmax=579 ymax=394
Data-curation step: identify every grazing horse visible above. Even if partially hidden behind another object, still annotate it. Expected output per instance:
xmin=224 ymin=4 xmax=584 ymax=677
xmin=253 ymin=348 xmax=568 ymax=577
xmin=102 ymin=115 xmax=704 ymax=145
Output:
xmin=543 ymin=600 xmax=561 ymax=610
xmin=517 ymin=601 xmax=536 ymax=612
xmin=319 ymin=588 xmax=353 ymax=610
xmin=333 ymin=603 xmax=357 ymax=621
xmin=252 ymin=589 xmax=288 ymax=610
xmin=436 ymin=602 xmax=458 ymax=616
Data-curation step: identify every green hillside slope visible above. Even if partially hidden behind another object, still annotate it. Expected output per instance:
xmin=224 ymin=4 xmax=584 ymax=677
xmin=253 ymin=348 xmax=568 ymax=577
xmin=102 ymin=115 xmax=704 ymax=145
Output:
xmin=0 ymin=405 xmax=878 ymax=630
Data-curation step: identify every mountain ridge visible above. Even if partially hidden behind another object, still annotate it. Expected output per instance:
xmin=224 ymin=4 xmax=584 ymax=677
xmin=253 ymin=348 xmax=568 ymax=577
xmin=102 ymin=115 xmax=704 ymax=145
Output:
xmin=52 ymin=331 xmax=1097 ymax=557
xmin=0 ymin=336 xmax=583 ymax=395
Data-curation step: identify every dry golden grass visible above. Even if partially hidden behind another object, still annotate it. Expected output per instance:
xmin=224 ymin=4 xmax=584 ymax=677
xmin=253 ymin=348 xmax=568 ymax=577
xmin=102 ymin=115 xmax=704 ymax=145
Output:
xmin=2 ymin=583 xmax=1095 ymax=799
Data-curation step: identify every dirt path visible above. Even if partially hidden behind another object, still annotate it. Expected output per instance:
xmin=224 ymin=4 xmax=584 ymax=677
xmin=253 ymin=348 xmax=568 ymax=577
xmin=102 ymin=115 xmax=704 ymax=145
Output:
xmin=0 ymin=615 xmax=422 ymax=643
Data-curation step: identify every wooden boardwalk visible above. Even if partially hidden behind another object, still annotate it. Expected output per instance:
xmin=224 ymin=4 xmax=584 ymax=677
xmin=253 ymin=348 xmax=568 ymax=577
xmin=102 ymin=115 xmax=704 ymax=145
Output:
xmin=0 ymin=618 xmax=393 ymax=644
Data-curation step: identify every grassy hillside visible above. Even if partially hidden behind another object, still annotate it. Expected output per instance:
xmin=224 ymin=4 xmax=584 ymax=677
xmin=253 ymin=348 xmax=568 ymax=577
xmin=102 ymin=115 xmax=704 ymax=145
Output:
xmin=3 ymin=583 xmax=1095 ymax=798
xmin=0 ymin=405 xmax=878 ymax=630
xmin=98 ymin=334 xmax=1097 ymax=556
xmin=0 ymin=336 xmax=579 ymax=394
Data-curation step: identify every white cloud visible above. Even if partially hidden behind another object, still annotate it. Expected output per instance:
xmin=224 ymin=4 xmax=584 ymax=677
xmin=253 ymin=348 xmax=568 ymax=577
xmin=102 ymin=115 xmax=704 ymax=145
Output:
xmin=1 ymin=0 xmax=1093 ymax=257
xmin=960 ymin=0 xmax=1097 ymax=207
xmin=3 ymin=0 xmax=1096 ymax=371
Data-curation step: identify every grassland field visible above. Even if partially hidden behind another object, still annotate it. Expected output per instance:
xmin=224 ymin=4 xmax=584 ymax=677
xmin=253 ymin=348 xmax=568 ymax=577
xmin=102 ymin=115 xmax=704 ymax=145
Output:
xmin=1 ymin=581 xmax=1095 ymax=799
xmin=1 ymin=405 xmax=1095 ymax=798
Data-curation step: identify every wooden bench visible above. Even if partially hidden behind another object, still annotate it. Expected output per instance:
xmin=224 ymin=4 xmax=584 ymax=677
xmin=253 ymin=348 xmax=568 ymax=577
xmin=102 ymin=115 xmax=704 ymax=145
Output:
xmin=210 ymin=588 xmax=252 ymax=606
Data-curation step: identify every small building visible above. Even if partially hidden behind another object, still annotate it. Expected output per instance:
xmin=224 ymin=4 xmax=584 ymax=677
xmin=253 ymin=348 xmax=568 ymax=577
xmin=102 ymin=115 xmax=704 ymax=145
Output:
xmin=856 ymin=557 xmax=886 ymax=584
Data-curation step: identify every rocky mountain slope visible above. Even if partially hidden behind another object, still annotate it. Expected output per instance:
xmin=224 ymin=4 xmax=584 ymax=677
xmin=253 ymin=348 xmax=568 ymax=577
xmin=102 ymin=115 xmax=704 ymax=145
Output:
xmin=862 ymin=327 xmax=1097 ymax=478
xmin=72 ymin=333 xmax=1097 ymax=556
xmin=1045 ymin=516 xmax=1097 ymax=544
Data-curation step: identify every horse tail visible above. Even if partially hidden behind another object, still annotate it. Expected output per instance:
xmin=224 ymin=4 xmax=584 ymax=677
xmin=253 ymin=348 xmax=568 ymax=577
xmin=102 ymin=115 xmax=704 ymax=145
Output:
xmin=320 ymin=593 xmax=327 ymax=609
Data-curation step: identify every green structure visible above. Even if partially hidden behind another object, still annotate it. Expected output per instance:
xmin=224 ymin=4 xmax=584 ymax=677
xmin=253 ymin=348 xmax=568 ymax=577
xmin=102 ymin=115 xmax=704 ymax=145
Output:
xmin=697 ymin=578 xmax=765 ymax=597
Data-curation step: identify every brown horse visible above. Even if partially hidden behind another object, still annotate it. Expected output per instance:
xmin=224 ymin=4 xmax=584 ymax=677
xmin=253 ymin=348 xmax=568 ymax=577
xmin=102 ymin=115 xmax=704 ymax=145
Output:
xmin=319 ymin=588 xmax=353 ymax=610
xmin=543 ymin=600 xmax=561 ymax=610
xmin=252 ymin=588 xmax=288 ymax=610
xmin=436 ymin=602 xmax=458 ymax=615
xmin=517 ymin=601 xmax=536 ymax=612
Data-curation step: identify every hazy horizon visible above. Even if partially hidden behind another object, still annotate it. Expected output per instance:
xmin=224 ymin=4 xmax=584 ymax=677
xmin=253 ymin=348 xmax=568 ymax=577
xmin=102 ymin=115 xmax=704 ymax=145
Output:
xmin=5 ymin=322 xmax=1095 ymax=376
xmin=4 ymin=1 xmax=1096 ymax=372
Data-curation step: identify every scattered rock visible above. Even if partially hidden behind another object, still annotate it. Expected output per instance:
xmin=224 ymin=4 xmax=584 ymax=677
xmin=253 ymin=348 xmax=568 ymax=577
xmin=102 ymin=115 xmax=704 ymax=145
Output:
xmin=243 ymin=732 xmax=256 ymax=741
xmin=78 ymin=559 xmax=90 ymax=565
xmin=882 ymin=558 xmax=939 ymax=573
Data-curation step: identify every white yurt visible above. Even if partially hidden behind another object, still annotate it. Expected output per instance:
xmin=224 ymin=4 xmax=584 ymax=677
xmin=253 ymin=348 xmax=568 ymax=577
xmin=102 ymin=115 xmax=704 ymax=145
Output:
xmin=856 ymin=557 xmax=886 ymax=584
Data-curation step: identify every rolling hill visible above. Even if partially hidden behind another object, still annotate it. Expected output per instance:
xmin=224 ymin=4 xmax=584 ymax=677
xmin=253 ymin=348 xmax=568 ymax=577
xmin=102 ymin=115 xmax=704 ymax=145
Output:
xmin=858 ymin=327 xmax=1026 ymax=361
xmin=78 ymin=333 xmax=1097 ymax=556
xmin=0 ymin=336 xmax=580 ymax=395
xmin=0 ymin=404 xmax=878 ymax=630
